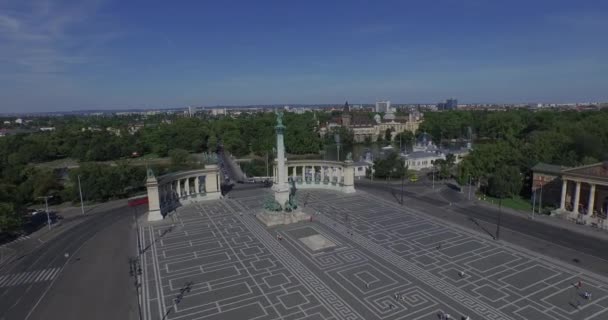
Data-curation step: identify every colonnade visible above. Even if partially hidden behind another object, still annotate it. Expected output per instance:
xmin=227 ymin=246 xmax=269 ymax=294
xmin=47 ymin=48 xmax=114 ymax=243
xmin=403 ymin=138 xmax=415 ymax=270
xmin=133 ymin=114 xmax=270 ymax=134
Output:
xmin=275 ymin=160 xmax=355 ymax=193
xmin=147 ymin=165 xmax=221 ymax=221
xmin=559 ymin=177 xmax=608 ymax=228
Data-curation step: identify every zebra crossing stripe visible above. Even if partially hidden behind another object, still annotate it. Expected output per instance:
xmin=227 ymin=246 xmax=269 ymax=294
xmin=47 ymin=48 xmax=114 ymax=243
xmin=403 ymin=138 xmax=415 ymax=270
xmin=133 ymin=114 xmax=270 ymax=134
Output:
xmin=0 ymin=275 xmax=11 ymax=286
xmin=43 ymin=269 xmax=56 ymax=281
xmin=49 ymin=268 xmax=60 ymax=280
xmin=7 ymin=273 xmax=25 ymax=286
xmin=36 ymin=269 xmax=51 ymax=282
xmin=23 ymin=271 xmax=37 ymax=283
xmin=0 ymin=268 xmax=62 ymax=287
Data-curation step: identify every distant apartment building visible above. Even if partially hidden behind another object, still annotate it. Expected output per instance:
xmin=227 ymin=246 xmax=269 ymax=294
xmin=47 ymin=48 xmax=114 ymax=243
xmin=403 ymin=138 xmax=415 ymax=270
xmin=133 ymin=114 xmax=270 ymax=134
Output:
xmin=437 ymin=99 xmax=458 ymax=110
xmin=375 ymin=100 xmax=391 ymax=113
xmin=446 ymin=98 xmax=458 ymax=110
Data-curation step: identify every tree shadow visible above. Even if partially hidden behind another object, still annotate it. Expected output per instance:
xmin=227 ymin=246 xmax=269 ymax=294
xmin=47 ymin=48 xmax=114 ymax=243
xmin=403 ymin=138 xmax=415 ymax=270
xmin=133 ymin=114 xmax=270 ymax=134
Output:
xmin=140 ymin=226 xmax=173 ymax=255
xmin=468 ymin=217 xmax=496 ymax=240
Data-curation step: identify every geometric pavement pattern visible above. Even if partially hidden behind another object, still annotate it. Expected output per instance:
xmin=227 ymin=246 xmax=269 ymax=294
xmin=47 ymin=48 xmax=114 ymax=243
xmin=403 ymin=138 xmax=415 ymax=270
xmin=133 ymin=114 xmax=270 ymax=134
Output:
xmin=140 ymin=189 xmax=608 ymax=320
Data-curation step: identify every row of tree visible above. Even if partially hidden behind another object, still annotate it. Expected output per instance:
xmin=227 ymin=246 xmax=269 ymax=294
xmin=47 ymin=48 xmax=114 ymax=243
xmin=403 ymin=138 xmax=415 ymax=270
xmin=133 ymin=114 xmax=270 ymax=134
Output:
xmin=421 ymin=109 xmax=608 ymax=200
xmin=0 ymin=112 xmax=324 ymax=232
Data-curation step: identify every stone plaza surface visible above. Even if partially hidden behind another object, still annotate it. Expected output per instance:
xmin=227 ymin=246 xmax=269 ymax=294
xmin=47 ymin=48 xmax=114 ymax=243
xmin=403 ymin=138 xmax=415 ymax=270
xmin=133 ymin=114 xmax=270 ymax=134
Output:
xmin=139 ymin=189 xmax=608 ymax=320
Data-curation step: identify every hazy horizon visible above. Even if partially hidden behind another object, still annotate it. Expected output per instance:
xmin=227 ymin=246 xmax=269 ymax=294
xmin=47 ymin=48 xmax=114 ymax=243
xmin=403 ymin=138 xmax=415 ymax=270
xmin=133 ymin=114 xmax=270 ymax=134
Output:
xmin=1 ymin=0 xmax=607 ymax=113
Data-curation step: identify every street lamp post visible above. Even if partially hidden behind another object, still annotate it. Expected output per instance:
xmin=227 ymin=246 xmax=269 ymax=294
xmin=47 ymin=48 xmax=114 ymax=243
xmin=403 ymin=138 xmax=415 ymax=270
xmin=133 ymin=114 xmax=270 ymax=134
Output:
xmin=432 ymin=165 xmax=435 ymax=189
xmin=37 ymin=195 xmax=53 ymax=230
xmin=334 ymin=134 xmax=341 ymax=161
xmin=532 ymin=187 xmax=536 ymax=218
xmin=401 ymin=167 xmax=406 ymax=206
xmin=539 ymin=182 xmax=544 ymax=208
xmin=468 ymin=175 xmax=472 ymax=200
xmin=496 ymin=198 xmax=502 ymax=240
xmin=78 ymin=175 xmax=85 ymax=215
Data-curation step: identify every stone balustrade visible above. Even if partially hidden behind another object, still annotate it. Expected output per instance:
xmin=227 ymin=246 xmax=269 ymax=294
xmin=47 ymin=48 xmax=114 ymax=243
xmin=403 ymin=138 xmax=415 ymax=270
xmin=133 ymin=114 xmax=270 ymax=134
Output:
xmin=146 ymin=165 xmax=221 ymax=221
xmin=276 ymin=159 xmax=355 ymax=193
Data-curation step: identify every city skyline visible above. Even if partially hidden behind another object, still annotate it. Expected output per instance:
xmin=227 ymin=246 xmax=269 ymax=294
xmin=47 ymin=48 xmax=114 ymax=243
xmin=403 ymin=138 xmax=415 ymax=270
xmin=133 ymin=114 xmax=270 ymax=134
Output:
xmin=1 ymin=0 xmax=608 ymax=113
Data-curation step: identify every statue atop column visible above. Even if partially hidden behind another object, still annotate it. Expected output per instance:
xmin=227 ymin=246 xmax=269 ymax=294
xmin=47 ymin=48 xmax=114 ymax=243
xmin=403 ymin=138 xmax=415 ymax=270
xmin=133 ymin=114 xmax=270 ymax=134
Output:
xmin=257 ymin=111 xmax=309 ymax=226
xmin=276 ymin=111 xmax=284 ymax=127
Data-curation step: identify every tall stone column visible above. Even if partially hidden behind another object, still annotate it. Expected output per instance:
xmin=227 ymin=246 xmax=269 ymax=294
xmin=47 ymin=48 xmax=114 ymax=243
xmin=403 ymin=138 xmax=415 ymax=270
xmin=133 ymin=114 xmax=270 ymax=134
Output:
xmin=573 ymin=181 xmax=581 ymax=213
xmin=560 ymin=179 xmax=568 ymax=211
xmin=588 ymin=184 xmax=596 ymax=215
xmin=184 ymin=178 xmax=190 ymax=195
xmin=146 ymin=169 xmax=163 ymax=221
xmin=176 ymin=179 xmax=182 ymax=198
xmin=272 ymin=115 xmax=290 ymax=208
xmin=194 ymin=176 xmax=200 ymax=194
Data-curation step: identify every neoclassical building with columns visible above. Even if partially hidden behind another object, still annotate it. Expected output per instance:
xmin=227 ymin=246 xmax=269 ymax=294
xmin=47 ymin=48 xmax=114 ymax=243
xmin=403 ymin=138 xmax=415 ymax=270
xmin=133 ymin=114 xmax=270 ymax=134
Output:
xmin=534 ymin=162 xmax=608 ymax=228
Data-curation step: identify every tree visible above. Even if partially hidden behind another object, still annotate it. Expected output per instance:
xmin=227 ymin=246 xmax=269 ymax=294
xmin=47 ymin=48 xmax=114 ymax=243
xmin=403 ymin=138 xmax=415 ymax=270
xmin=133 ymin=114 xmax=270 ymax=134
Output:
xmin=373 ymin=152 xmax=404 ymax=179
xmin=395 ymin=131 xmax=414 ymax=149
xmin=487 ymin=165 xmax=522 ymax=240
xmin=207 ymin=135 xmax=218 ymax=152
xmin=384 ymin=128 xmax=392 ymax=142
xmin=0 ymin=202 xmax=22 ymax=233
xmin=169 ymin=149 xmax=193 ymax=169
xmin=488 ymin=166 xmax=522 ymax=199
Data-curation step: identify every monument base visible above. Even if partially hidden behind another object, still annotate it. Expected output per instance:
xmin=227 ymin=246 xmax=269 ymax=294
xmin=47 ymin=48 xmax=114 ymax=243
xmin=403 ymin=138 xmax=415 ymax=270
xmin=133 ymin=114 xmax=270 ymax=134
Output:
xmin=256 ymin=208 xmax=311 ymax=227
xmin=147 ymin=209 xmax=163 ymax=222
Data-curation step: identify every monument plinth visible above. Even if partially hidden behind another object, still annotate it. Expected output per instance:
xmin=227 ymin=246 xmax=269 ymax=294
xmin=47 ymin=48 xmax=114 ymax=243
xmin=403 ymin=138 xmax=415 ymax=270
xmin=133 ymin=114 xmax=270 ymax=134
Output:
xmin=257 ymin=112 xmax=310 ymax=227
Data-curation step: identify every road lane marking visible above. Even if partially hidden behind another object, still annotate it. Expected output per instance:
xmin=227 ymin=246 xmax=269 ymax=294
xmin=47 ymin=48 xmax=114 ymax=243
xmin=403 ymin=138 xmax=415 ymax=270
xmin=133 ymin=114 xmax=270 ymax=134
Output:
xmin=0 ymin=268 xmax=61 ymax=288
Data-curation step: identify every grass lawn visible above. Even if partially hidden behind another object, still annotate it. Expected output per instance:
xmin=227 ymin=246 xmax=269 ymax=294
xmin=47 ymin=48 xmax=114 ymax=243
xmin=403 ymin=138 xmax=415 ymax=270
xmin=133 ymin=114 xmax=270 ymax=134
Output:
xmin=482 ymin=195 xmax=532 ymax=212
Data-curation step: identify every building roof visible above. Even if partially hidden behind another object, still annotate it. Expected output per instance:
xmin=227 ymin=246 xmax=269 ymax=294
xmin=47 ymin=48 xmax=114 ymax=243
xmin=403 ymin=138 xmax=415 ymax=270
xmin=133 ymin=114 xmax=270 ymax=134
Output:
xmin=404 ymin=151 xmax=444 ymax=160
xmin=562 ymin=162 xmax=608 ymax=183
xmin=531 ymin=162 xmax=565 ymax=175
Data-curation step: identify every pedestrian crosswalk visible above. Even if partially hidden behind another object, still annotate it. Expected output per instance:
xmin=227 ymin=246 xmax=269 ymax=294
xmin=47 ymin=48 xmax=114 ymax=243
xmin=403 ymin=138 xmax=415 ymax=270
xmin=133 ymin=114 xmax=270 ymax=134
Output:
xmin=0 ymin=267 xmax=61 ymax=288
xmin=0 ymin=235 xmax=31 ymax=247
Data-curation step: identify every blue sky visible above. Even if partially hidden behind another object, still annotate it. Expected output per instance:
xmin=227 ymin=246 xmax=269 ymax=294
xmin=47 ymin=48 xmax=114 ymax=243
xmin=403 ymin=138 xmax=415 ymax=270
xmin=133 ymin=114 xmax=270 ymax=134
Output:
xmin=1 ymin=0 xmax=607 ymax=112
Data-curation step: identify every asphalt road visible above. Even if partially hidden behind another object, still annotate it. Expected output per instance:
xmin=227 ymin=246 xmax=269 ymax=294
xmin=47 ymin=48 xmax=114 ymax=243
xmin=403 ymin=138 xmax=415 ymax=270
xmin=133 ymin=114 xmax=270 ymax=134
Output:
xmin=356 ymin=180 xmax=608 ymax=275
xmin=0 ymin=205 xmax=140 ymax=320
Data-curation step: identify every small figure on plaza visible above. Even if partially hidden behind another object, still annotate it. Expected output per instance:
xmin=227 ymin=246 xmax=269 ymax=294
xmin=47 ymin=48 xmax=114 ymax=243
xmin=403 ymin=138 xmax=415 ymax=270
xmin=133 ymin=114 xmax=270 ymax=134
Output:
xmin=346 ymin=152 xmax=353 ymax=161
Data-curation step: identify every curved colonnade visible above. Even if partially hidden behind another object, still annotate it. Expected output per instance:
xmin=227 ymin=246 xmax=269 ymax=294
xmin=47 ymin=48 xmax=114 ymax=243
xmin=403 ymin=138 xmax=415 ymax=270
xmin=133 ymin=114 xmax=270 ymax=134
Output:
xmin=146 ymin=165 xmax=221 ymax=221
xmin=278 ymin=159 xmax=356 ymax=193
xmin=146 ymin=160 xmax=356 ymax=221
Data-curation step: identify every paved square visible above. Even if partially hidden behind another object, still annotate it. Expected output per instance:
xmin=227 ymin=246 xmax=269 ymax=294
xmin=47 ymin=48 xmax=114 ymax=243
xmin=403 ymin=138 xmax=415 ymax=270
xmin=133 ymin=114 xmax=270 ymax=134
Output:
xmin=140 ymin=189 xmax=608 ymax=320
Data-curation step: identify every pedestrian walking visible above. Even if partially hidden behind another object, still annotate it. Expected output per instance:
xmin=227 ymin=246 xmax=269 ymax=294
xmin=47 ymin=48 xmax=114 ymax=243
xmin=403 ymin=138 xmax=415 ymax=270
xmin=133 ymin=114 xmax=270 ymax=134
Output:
xmin=458 ymin=271 xmax=465 ymax=278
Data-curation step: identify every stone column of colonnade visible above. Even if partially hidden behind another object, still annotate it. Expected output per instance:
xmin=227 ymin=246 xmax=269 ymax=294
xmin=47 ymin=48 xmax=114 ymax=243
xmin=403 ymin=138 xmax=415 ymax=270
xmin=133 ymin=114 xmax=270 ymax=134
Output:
xmin=184 ymin=178 xmax=190 ymax=196
xmin=559 ymin=179 xmax=568 ymax=211
xmin=573 ymin=181 xmax=581 ymax=214
xmin=560 ymin=178 xmax=600 ymax=217
xmin=588 ymin=184 xmax=596 ymax=216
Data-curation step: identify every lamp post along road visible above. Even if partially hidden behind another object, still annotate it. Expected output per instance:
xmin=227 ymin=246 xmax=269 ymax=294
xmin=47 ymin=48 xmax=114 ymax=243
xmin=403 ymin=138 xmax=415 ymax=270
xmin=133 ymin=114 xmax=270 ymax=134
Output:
xmin=532 ymin=188 xmax=537 ymax=218
xmin=78 ymin=174 xmax=85 ymax=215
xmin=37 ymin=195 xmax=53 ymax=230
